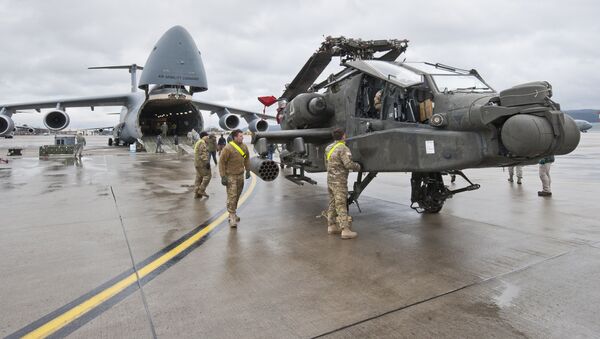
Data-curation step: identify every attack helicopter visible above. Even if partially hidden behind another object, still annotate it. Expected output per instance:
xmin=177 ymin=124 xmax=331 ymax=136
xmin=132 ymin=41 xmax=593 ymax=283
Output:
xmin=248 ymin=36 xmax=581 ymax=213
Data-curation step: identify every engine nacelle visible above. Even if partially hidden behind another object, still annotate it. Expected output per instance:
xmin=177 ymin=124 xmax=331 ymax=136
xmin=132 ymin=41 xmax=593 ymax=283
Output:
xmin=219 ymin=114 xmax=240 ymax=130
xmin=44 ymin=110 xmax=70 ymax=131
xmin=247 ymin=119 xmax=269 ymax=133
xmin=282 ymin=93 xmax=333 ymax=130
xmin=0 ymin=115 xmax=15 ymax=136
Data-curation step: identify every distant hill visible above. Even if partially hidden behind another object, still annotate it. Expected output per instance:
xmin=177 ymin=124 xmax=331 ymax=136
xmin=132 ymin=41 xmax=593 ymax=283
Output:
xmin=565 ymin=109 xmax=600 ymax=122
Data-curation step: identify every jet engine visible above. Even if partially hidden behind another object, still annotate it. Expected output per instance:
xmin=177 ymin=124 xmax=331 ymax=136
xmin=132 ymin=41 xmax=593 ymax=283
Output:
xmin=249 ymin=157 xmax=279 ymax=181
xmin=0 ymin=115 xmax=15 ymax=136
xmin=247 ymin=119 xmax=269 ymax=133
xmin=219 ymin=114 xmax=240 ymax=130
xmin=44 ymin=110 xmax=70 ymax=131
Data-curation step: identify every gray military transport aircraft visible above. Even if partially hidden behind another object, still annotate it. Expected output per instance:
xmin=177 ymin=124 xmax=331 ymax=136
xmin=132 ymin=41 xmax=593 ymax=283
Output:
xmin=248 ymin=37 xmax=581 ymax=213
xmin=0 ymin=26 xmax=272 ymax=145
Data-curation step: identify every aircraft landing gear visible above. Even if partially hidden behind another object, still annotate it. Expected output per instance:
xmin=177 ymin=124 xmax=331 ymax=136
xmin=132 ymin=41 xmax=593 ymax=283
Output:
xmin=410 ymin=172 xmax=447 ymax=213
xmin=410 ymin=171 xmax=481 ymax=213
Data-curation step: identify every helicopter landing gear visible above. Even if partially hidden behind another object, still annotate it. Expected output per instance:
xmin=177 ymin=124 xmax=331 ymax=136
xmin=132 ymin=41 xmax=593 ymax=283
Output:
xmin=410 ymin=171 xmax=480 ymax=213
xmin=410 ymin=172 xmax=448 ymax=213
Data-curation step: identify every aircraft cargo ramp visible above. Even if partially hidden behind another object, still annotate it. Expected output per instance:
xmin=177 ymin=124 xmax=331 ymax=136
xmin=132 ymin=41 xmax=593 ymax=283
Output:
xmin=139 ymin=135 xmax=192 ymax=154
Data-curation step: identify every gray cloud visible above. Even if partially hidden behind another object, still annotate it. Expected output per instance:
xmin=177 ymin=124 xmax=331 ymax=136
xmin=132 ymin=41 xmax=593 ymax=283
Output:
xmin=2 ymin=0 xmax=599 ymax=128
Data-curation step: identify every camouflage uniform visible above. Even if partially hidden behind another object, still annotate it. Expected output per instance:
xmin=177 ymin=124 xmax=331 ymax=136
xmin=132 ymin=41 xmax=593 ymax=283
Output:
xmin=219 ymin=141 xmax=250 ymax=220
xmin=325 ymin=141 xmax=361 ymax=236
xmin=207 ymin=135 xmax=218 ymax=165
xmin=194 ymin=136 xmax=212 ymax=197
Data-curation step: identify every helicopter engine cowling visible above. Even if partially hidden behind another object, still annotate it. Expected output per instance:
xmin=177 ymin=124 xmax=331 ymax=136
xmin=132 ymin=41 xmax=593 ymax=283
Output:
xmin=44 ymin=110 xmax=70 ymax=131
xmin=282 ymin=93 xmax=333 ymax=129
xmin=219 ymin=114 xmax=240 ymax=130
xmin=501 ymin=114 xmax=580 ymax=157
xmin=0 ymin=115 xmax=15 ymax=136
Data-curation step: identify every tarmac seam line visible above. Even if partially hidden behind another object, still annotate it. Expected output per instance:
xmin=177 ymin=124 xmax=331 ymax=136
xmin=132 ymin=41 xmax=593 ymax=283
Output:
xmin=311 ymin=249 xmax=572 ymax=338
xmin=110 ymin=185 xmax=158 ymax=339
xmin=8 ymin=175 xmax=257 ymax=339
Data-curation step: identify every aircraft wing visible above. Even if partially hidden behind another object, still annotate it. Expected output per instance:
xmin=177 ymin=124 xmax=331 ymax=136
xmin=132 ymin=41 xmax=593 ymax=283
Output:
xmin=1 ymin=94 xmax=132 ymax=114
xmin=191 ymin=99 xmax=275 ymax=120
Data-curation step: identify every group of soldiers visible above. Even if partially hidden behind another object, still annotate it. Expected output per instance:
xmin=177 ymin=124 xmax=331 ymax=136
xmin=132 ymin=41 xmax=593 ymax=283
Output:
xmin=192 ymin=127 xmax=361 ymax=239
xmin=194 ymin=129 xmax=250 ymax=228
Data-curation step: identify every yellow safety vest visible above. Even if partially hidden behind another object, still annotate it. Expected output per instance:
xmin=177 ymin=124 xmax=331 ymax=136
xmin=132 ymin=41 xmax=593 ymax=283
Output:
xmin=326 ymin=141 xmax=345 ymax=161
xmin=229 ymin=141 xmax=247 ymax=158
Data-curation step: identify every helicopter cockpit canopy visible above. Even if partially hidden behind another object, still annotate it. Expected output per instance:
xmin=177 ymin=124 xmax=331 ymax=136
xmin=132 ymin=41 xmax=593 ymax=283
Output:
xmin=345 ymin=60 xmax=423 ymax=88
xmin=399 ymin=62 xmax=494 ymax=93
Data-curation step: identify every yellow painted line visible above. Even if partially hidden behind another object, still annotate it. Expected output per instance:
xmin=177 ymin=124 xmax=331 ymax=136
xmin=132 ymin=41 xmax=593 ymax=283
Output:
xmin=23 ymin=174 xmax=257 ymax=339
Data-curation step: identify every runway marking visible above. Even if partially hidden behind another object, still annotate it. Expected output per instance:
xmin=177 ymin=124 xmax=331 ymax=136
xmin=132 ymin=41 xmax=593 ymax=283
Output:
xmin=9 ymin=175 xmax=257 ymax=339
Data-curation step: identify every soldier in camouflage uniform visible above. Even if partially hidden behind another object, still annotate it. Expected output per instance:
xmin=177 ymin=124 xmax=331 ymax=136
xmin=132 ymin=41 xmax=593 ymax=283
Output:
xmin=219 ymin=129 xmax=250 ymax=228
xmin=194 ymin=131 xmax=211 ymax=199
xmin=325 ymin=128 xmax=361 ymax=239
xmin=207 ymin=134 xmax=218 ymax=165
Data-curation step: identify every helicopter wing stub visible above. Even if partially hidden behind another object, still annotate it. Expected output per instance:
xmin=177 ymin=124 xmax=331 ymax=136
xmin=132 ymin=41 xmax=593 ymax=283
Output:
xmin=253 ymin=128 xmax=333 ymax=144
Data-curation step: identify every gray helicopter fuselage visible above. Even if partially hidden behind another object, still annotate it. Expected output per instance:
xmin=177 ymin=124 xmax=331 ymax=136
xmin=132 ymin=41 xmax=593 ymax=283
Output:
xmin=267 ymin=61 xmax=580 ymax=173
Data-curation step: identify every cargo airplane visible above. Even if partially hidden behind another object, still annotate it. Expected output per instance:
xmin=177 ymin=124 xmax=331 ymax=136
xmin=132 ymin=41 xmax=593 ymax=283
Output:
xmin=0 ymin=26 xmax=272 ymax=145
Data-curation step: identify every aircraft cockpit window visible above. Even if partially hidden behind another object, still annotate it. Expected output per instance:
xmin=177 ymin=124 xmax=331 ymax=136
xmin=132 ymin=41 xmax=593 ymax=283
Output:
xmin=432 ymin=75 xmax=493 ymax=93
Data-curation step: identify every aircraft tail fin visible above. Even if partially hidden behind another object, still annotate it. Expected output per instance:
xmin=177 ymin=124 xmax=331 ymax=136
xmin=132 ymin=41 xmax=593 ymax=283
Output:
xmin=88 ymin=64 xmax=144 ymax=93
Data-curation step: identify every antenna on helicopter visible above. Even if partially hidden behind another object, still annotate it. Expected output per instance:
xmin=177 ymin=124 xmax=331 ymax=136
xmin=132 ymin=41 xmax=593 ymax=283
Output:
xmin=88 ymin=64 xmax=144 ymax=93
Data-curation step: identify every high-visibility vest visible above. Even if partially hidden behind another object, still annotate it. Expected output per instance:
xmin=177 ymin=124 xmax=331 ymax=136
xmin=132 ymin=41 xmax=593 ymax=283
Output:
xmin=326 ymin=141 xmax=345 ymax=161
xmin=229 ymin=141 xmax=247 ymax=158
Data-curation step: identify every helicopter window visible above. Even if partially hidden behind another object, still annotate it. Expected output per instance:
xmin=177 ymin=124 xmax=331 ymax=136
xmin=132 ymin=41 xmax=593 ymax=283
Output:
xmin=432 ymin=75 xmax=492 ymax=93
xmin=356 ymin=75 xmax=384 ymax=119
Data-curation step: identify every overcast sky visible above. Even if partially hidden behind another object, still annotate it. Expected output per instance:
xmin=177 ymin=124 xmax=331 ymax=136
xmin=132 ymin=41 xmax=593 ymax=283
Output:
xmin=1 ymin=0 xmax=598 ymax=129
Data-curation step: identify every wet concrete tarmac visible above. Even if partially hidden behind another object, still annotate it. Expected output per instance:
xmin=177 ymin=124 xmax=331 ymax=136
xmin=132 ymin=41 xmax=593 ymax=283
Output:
xmin=1 ymin=134 xmax=599 ymax=338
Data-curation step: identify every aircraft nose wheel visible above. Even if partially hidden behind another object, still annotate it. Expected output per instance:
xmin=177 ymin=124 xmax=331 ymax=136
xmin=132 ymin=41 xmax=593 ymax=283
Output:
xmin=410 ymin=172 xmax=447 ymax=213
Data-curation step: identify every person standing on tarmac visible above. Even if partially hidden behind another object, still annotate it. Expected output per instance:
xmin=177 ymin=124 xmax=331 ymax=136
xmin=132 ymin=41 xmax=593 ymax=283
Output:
xmin=219 ymin=129 xmax=250 ymax=228
xmin=325 ymin=128 xmax=362 ymax=239
xmin=508 ymin=165 xmax=523 ymax=184
xmin=538 ymin=155 xmax=554 ymax=197
xmin=193 ymin=131 xmax=211 ymax=199
xmin=207 ymin=134 xmax=218 ymax=165
xmin=74 ymin=132 xmax=86 ymax=158
xmin=217 ymin=134 xmax=226 ymax=155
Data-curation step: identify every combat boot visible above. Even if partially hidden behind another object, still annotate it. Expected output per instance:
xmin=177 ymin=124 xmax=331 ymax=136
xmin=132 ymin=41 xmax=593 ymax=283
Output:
xmin=327 ymin=224 xmax=341 ymax=235
xmin=538 ymin=191 xmax=552 ymax=197
xmin=229 ymin=213 xmax=238 ymax=228
xmin=507 ymin=176 xmax=513 ymax=182
xmin=517 ymin=178 xmax=522 ymax=185
xmin=201 ymin=193 xmax=210 ymax=198
xmin=339 ymin=216 xmax=357 ymax=239
xmin=341 ymin=227 xmax=357 ymax=239
xmin=194 ymin=192 xmax=201 ymax=199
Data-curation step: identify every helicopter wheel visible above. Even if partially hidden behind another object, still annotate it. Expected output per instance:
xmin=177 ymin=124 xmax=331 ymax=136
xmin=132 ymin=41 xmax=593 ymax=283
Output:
xmin=410 ymin=172 xmax=447 ymax=213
